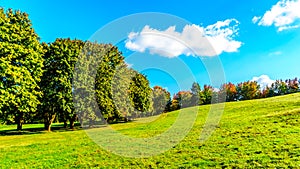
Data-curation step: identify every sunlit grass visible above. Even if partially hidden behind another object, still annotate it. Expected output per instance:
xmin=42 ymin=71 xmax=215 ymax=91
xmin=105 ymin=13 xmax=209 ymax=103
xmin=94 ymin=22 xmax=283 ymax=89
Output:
xmin=1 ymin=93 xmax=300 ymax=168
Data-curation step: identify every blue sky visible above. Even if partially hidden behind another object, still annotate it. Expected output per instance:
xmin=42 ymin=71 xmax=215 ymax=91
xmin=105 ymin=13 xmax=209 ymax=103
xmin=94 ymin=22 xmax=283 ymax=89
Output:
xmin=2 ymin=0 xmax=300 ymax=94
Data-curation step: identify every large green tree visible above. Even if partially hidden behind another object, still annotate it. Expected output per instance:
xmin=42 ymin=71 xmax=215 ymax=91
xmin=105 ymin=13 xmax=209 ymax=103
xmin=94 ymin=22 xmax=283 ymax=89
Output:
xmin=0 ymin=9 xmax=44 ymax=130
xmin=73 ymin=42 xmax=154 ymax=125
xmin=41 ymin=38 xmax=84 ymax=131
xmin=73 ymin=42 xmax=109 ymax=127
xmin=95 ymin=44 xmax=125 ymax=122
xmin=128 ymin=72 xmax=152 ymax=118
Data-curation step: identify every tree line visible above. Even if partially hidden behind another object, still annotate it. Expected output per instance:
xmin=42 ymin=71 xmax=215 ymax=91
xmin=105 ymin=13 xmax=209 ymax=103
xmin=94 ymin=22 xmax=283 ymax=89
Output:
xmin=167 ymin=78 xmax=300 ymax=111
xmin=1 ymin=9 xmax=299 ymax=131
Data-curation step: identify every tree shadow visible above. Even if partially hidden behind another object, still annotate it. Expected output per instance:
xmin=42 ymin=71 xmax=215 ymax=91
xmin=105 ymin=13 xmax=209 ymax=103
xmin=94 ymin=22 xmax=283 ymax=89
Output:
xmin=0 ymin=123 xmax=83 ymax=136
xmin=0 ymin=120 xmax=139 ymax=136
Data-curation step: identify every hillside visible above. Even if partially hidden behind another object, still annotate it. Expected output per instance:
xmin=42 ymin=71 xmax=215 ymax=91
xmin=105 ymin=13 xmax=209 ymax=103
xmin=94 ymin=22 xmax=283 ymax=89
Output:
xmin=1 ymin=93 xmax=300 ymax=168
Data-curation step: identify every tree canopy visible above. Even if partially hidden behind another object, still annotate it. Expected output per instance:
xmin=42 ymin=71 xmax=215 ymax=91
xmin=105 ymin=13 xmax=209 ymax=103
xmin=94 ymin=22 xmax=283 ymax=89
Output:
xmin=0 ymin=9 xmax=44 ymax=130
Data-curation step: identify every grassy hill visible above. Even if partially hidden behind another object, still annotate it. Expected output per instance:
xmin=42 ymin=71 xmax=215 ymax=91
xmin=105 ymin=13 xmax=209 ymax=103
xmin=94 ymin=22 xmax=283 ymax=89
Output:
xmin=1 ymin=93 xmax=300 ymax=168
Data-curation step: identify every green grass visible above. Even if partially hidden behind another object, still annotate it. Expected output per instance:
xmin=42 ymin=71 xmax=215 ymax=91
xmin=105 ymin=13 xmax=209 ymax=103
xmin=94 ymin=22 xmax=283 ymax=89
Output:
xmin=1 ymin=93 xmax=300 ymax=168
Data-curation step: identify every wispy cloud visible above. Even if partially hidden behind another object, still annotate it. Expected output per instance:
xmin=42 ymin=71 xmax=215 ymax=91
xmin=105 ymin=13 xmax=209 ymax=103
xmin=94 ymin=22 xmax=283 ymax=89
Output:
xmin=125 ymin=19 xmax=242 ymax=58
xmin=253 ymin=0 xmax=300 ymax=32
xmin=252 ymin=16 xmax=261 ymax=24
xmin=268 ymin=51 xmax=282 ymax=56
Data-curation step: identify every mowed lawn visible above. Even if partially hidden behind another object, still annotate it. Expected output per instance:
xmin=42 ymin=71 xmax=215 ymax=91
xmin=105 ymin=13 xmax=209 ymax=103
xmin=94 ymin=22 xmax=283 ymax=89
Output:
xmin=1 ymin=93 xmax=300 ymax=168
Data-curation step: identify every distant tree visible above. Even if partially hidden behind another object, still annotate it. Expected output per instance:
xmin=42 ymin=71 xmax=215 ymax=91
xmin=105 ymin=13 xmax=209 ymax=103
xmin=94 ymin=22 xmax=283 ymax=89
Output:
xmin=273 ymin=80 xmax=288 ymax=96
xmin=220 ymin=82 xmax=238 ymax=102
xmin=152 ymin=86 xmax=171 ymax=115
xmin=190 ymin=82 xmax=202 ymax=106
xmin=0 ymin=9 xmax=44 ymax=130
xmin=173 ymin=91 xmax=193 ymax=108
xmin=287 ymin=78 xmax=299 ymax=93
xmin=237 ymin=81 xmax=260 ymax=100
xmin=201 ymin=85 xmax=214 ymax=104
xmin=261 ymin=86 xmax=275 ymax=98
xmin=170 ymin=99 xmax=180 ymax=111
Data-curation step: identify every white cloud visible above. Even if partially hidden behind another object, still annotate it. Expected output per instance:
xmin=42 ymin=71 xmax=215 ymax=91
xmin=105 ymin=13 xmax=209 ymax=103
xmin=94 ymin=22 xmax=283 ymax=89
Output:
xmin=125 ymin=19 xmax=242 ymax=58
xmin=253 ymin=0 xmax=300 ymax=31
xmin=251 ymin=75 xmax=275 ymax=89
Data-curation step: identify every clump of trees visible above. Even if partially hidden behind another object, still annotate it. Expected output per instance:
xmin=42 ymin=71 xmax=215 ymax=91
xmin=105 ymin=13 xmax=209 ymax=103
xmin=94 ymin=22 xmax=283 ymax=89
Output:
xmin=0 ymin=9 xmax=154 ymax=131
xmin=1 ymin=8 xmax=300 ymax=131
xmin=168 ymin=78 xmax=300 ymax=111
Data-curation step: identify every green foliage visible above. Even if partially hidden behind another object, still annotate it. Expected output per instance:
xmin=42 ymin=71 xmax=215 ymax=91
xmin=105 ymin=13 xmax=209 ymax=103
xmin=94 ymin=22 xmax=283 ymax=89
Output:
xmin=152 ymin=86 xmax=171 ymax=115
xmin=220 ymin=82 xmax=237 ymax=102
xmin=73 ymin=42 xmax=109 ymax=127
xmin=41 ymin=38 xmax=84 ymax=130
xmin=0 ymin=9 xmax=44 ymax=130
xmin=92 ymin=44 xmax=153 ymax=122
xmin=110 ymin=63 xmax=136 ymax=120
xmin=94 ymin=44 xmax=125 ymax=122
xmin=237 ymin=81 xmax=260 ymax=100
xmin=173 ymin=91 xmax=193 ymax=108
xmin=191 ymin=82 xmax=202 ymax=106
xmin=286 ymin=78 xmax=299 ymax=93
xmin=201 ymin=85 xmax=213 ymax=104
xmin=273 ymin=80 xmax=288 ymax=96
xmin=128 ymin=72 xmax=152 ymax=118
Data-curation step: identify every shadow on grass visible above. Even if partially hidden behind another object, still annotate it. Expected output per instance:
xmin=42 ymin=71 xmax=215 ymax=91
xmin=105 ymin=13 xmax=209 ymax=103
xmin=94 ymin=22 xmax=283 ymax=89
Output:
xmin=0 ymin=121 xmax=132 ymax=136
xmin=0 ymin=123 xmax=83 ymax=136
xmin=0 ymin=119 xmax=140 ymax=136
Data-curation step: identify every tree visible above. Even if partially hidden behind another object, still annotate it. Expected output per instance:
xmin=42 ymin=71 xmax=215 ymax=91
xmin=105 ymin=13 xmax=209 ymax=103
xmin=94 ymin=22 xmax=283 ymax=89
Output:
xmin=41 ymin=38 xmax=84 ymax=131
xmin=201 ymin=85 xmax=214 ymax=104
xmin=152 ymin=86 xmax=171 ymax=115
xmin=173 ymin=91 xmax=193 ymax=108
xmin=128 ymin=72 xmax=152 ymax=118
xmin=261 ymin=86 xmax=275 ymax=98
xmin=220 ymin=82 xmax=237 ymax=102
xmin=170 ymin=99 xmax=180 ymax=111
xmin=273 ymin=80 xmax=288 ymax=96
xmin=191 ymin=82 xmax=202 ymax=106
xmin=95 ymin=44 xmax=126 ymax=122
xmin=287 ymin=78 xmax=299 ymax=94
xmin=0 ymin=9 xmax=44 ymax=130
xmin=237 ymin=81 xmax=260 ymax=100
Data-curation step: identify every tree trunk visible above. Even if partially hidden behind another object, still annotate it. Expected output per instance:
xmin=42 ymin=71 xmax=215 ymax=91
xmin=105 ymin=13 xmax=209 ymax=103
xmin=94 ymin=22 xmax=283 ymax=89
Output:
xmin=63 ymin=120 xmax=68 ymax=128
xmin=69 ymin=114 xmax=77 ymax=129
xmin=44 ymin=113 xmax=56 ymax=132
xmin=69 ymin=120 xmax=74 ymax=129
xmin=79 ymin=117 xmax=83 ymax=128
xmin=17 ymin=121 xmax=23 ymax=131
xmin=89 ymin=118 xmax=94 ymax=128
xmin=16 ymin=112 xmax=24 ymax=131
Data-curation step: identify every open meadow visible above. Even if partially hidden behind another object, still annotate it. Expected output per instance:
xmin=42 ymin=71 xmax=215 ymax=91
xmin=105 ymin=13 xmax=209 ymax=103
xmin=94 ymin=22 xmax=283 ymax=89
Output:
xmin=1 ymin=93 xmax=300 ymax=168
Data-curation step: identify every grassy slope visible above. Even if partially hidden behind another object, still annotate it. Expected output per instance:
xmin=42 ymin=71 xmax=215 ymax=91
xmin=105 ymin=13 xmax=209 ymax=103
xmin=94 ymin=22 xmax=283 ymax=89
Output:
xmin=0 ymin=93 xmax=300 ymax=168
